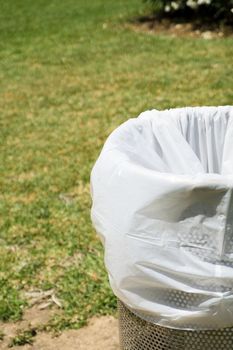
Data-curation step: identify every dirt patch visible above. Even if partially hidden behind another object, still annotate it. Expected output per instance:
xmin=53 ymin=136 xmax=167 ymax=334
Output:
xmin=129 ymin=15 xmax=233 ymax=39
xmin=0 ymin=306 xmax=59 ymax=348
xmin=0 ymin=306 xmax=119 ymax=350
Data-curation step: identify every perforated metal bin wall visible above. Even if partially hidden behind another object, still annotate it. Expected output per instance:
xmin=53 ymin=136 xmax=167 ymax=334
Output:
xmin=118 ymin=299 xmax=233 ymax=350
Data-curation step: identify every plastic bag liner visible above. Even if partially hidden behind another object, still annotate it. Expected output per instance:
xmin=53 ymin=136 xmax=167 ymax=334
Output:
xmin=91 ymin=106 xmax=233 ymax=331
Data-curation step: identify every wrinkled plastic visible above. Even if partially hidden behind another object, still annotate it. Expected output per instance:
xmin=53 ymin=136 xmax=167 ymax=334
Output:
xmin=91 ymin=106 xmax=233 ymax=330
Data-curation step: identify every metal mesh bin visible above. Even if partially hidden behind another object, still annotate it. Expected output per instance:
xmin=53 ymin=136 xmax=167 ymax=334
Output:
xmin=91 ymin=107 xmax=233 ymax=348
xmin=118 ymin=299 xmax=233 ymax=350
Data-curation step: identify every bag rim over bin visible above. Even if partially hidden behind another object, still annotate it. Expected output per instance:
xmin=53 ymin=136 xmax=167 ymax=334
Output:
xmin=91 ymin=106 xmax=233 ymax=330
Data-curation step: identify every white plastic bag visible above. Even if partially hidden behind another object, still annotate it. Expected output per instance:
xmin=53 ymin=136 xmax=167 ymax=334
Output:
xmin=91 ymin=106 xmax=233 ymax=330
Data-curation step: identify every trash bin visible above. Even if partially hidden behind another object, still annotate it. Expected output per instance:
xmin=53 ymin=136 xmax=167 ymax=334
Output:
xmin=91 ymin=106 xmax=233 ymax=349
xmin=117 ymin=299 xmax=233 ymax=350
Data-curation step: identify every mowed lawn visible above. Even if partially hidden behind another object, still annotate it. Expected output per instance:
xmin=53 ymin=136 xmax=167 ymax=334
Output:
xmin=0 ymin=0 xmax=233 ymax=332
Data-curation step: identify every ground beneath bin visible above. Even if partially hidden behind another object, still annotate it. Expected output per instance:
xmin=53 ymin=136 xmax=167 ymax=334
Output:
xmin=0 ymin=306 xmax=119 ymax=350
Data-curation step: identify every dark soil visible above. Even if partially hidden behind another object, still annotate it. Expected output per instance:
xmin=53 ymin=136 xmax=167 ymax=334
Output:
xmin=130 ymin=12 xmax=233 ymax=38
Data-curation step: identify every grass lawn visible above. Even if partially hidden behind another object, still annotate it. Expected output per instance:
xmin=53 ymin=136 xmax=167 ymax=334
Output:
xmin=0 ymin=0 xmax=233 ymax=335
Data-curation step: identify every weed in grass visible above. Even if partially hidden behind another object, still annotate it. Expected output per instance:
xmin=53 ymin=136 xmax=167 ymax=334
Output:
xmin=8 ymin=328 xmax=37 ymax=347
xmin=0 ymin=329 xmax=5 ymax=341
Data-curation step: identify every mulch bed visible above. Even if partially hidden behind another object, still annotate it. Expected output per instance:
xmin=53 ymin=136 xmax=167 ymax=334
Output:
xmin=129 ymin=14 xmax=233 ymax=39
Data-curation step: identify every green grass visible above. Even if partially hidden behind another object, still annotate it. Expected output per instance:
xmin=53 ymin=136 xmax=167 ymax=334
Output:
xmin=0 ymin=0 xmax=233 ymax=332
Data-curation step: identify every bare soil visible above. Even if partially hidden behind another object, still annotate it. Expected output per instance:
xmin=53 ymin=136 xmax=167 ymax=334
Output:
xmin=0 ymin=307 xmax=119 ymax=350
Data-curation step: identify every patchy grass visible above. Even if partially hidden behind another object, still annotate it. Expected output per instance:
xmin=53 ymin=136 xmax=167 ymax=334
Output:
xmin=0 ymin=0 xmax=233 ymax=335
xmin=9 ymin=328 xmax=37 ymax=347
xmin=0 ymin=278 xmax=26 ymax=322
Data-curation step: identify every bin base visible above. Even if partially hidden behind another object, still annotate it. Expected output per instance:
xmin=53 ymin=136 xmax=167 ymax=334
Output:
xmin=118 ymin=299 xmax=233 ymax=350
